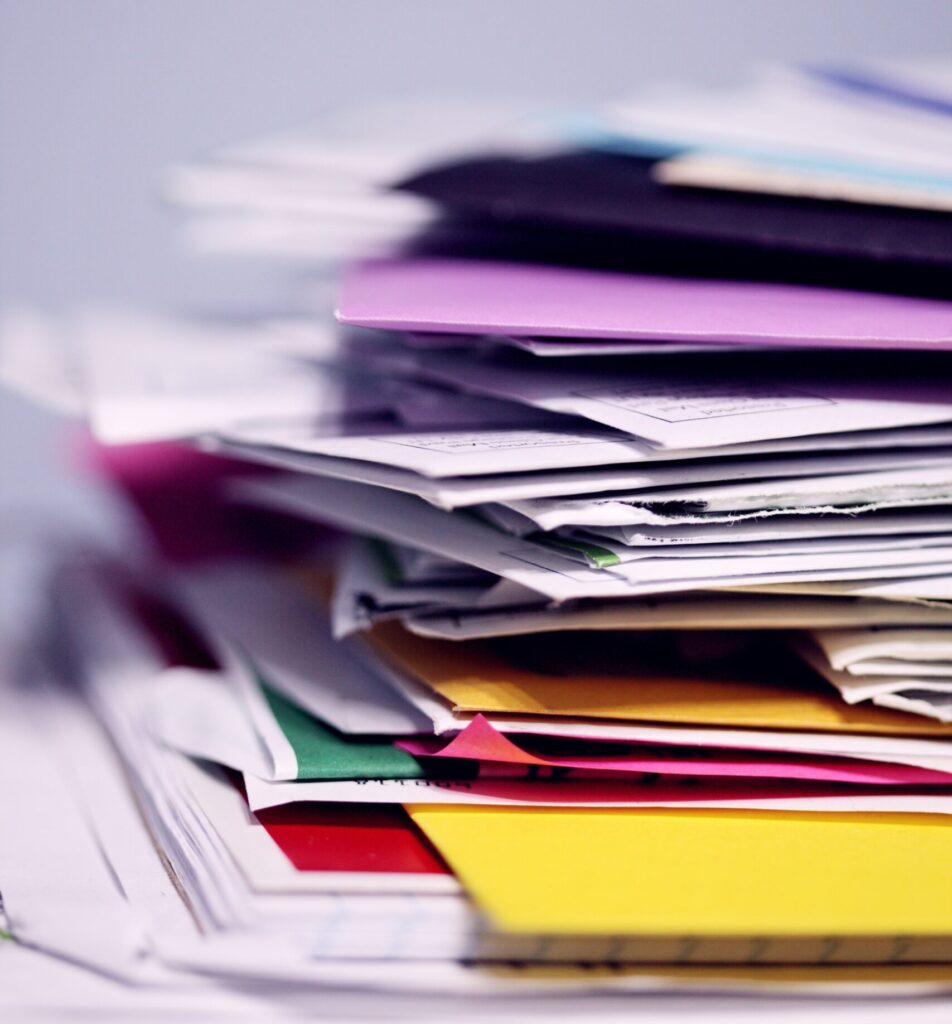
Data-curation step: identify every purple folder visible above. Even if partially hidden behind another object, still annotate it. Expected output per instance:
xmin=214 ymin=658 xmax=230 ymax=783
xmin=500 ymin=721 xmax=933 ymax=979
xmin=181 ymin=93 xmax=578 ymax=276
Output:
xmin=337 ymin=257 xmax=952 ymax=350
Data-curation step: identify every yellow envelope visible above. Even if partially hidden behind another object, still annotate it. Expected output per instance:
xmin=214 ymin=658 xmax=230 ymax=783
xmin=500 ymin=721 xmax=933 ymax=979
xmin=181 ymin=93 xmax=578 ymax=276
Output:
xmin=409 ymin=806 xmax=952 ymax=937
xmin=367 ymin=622 xmax=952 ymax=735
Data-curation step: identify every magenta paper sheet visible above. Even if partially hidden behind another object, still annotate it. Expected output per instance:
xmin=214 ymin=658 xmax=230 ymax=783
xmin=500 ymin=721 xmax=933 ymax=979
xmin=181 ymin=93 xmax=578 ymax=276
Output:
xmin=397 ymin=715 xmax=952 ymax=787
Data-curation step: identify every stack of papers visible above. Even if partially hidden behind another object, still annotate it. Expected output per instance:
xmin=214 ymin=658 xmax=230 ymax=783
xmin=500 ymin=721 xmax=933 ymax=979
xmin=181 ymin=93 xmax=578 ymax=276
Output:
xmin=6 ymin=57 xmax=952 ymax=1015
xmin=804 ymin=629 xmax=952 ymax=722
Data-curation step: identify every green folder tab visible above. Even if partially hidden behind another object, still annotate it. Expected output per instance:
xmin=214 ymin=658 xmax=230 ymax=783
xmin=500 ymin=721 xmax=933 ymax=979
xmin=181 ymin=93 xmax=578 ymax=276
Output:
xmin=261 ymin=683 xmax=424 ymax=781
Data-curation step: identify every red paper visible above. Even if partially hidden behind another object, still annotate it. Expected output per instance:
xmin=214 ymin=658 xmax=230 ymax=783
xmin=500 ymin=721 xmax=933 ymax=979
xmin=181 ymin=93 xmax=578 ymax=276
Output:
xmin=254 ymin=803 xmax=450 ymax=874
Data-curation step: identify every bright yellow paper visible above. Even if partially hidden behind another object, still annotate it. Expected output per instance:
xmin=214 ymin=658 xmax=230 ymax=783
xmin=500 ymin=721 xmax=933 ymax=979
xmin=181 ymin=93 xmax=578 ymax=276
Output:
xmin=409 ymin=807 xmax=952 ymax=936
xmin=368 ymin=622 xmax=952 ymax=735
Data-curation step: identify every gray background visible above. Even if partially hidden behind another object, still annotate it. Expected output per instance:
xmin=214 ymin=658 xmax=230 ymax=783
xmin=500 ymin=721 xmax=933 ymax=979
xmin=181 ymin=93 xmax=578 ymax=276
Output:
xmin=2 ymin=0 xmax=951 ymax=544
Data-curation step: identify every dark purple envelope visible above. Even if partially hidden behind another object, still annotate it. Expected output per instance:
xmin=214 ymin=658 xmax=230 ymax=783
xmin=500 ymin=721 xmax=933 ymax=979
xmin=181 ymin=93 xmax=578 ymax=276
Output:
xmin=396 ymin=151 xmax=952 ymax=297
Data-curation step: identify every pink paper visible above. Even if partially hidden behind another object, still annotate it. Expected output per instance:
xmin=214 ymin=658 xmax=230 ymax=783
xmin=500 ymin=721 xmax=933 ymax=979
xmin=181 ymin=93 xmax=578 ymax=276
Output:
xmin=338 ymin=257 xmax=952 ymax=349
xmin=397 ymin=715 xmax=952 ymax=787
xmin=79 ymin=435 xmax=324 ymax=564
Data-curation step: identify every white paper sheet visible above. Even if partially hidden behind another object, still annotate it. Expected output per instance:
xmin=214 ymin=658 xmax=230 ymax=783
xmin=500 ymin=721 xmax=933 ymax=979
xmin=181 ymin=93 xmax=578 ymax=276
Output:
xmin=331 ymin=536 xmax=499 ymax=636
xmin=220 ymin=422 xmax=662 ymax=477
xmin=601 ymin=67 xmax=952 ymax=179
xmin=796 ymin=639 xmax=952 ymax=708
xmin=554 ymin=530 xmax=952 ymax=568
xmin=230 ymin=474 xmax=634 ymax=602
xmin=232 ymin=474 xmax=952 ymax=602
xmin=50 ymin=563 xmax=481 ymax=962
xmin=845 ymin=660 xmax=952 ymax=679
xmin=592 ymin=510 xmax=952 ymax=547
xmin=506 ymin=470 xmax=952 ymax=530
xmin=180 ymin=752 xmax=460 ymax=896
xmin=498 ymin=334 xmax=769 ymax=357
xmin=655 ymin=152 xmax=952 ymax=212
xmin=214 ymin=423 xmax=952 ymax=509
xmin=0 ymin=307 xmax=84 ymax=415
xmin=76 ymin=308 xmax=389 ymax=444
xmin=244 ymin=772 xmax=952 ymax=813
xmin=512 ymin=495 xmax=952 ymax=530
xmin=739 ymin=576 xmax=952 ymax=602
xmin=812 ymin=628 xmax=952 ymax=671
xmin=875 ymin=690 xmax=952 ymax=723
xmin=169 ymin=96 xmax=551 ymax=202
xmin=599 ymin=465 xmax=952 ymax=514
xmin=167 ymin=95 xmax=558 ymax=266
xmin=148 ymin=665 xmax=278 ymax=778
xmin=405 ymin=592 xmax=952 ymax=640
xmin=0 ymin=679 xmax=156 ymax=979
xmin=402 ymin=347 xmax=952 ymax=449
xmin=177 ymin=561 xmax=431 ymax=735
xmin=388 ymin=378 xmax=562 ymax=430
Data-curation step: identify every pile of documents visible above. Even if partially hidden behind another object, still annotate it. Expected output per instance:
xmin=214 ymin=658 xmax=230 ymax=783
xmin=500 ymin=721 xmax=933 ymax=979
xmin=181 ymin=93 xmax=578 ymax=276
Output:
xmin=6 ymin=59 xmax=952 ymax=1015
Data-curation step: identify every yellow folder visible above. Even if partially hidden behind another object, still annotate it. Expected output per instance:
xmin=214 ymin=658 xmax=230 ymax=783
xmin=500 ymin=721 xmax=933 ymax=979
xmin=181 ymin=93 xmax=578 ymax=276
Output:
xmin=409 ymin=806 xmax=952 ymax=938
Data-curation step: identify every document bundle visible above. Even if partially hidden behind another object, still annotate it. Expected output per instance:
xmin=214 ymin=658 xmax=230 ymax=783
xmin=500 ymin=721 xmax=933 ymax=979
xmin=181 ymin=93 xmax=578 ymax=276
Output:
xmin=6 ymin=59 xmax=952 ymax=1015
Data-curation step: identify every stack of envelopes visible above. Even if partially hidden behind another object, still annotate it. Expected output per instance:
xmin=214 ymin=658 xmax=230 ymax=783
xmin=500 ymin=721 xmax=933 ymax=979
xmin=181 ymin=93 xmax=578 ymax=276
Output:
xmin=8 ymin=59 xmax=952 ymax=1005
